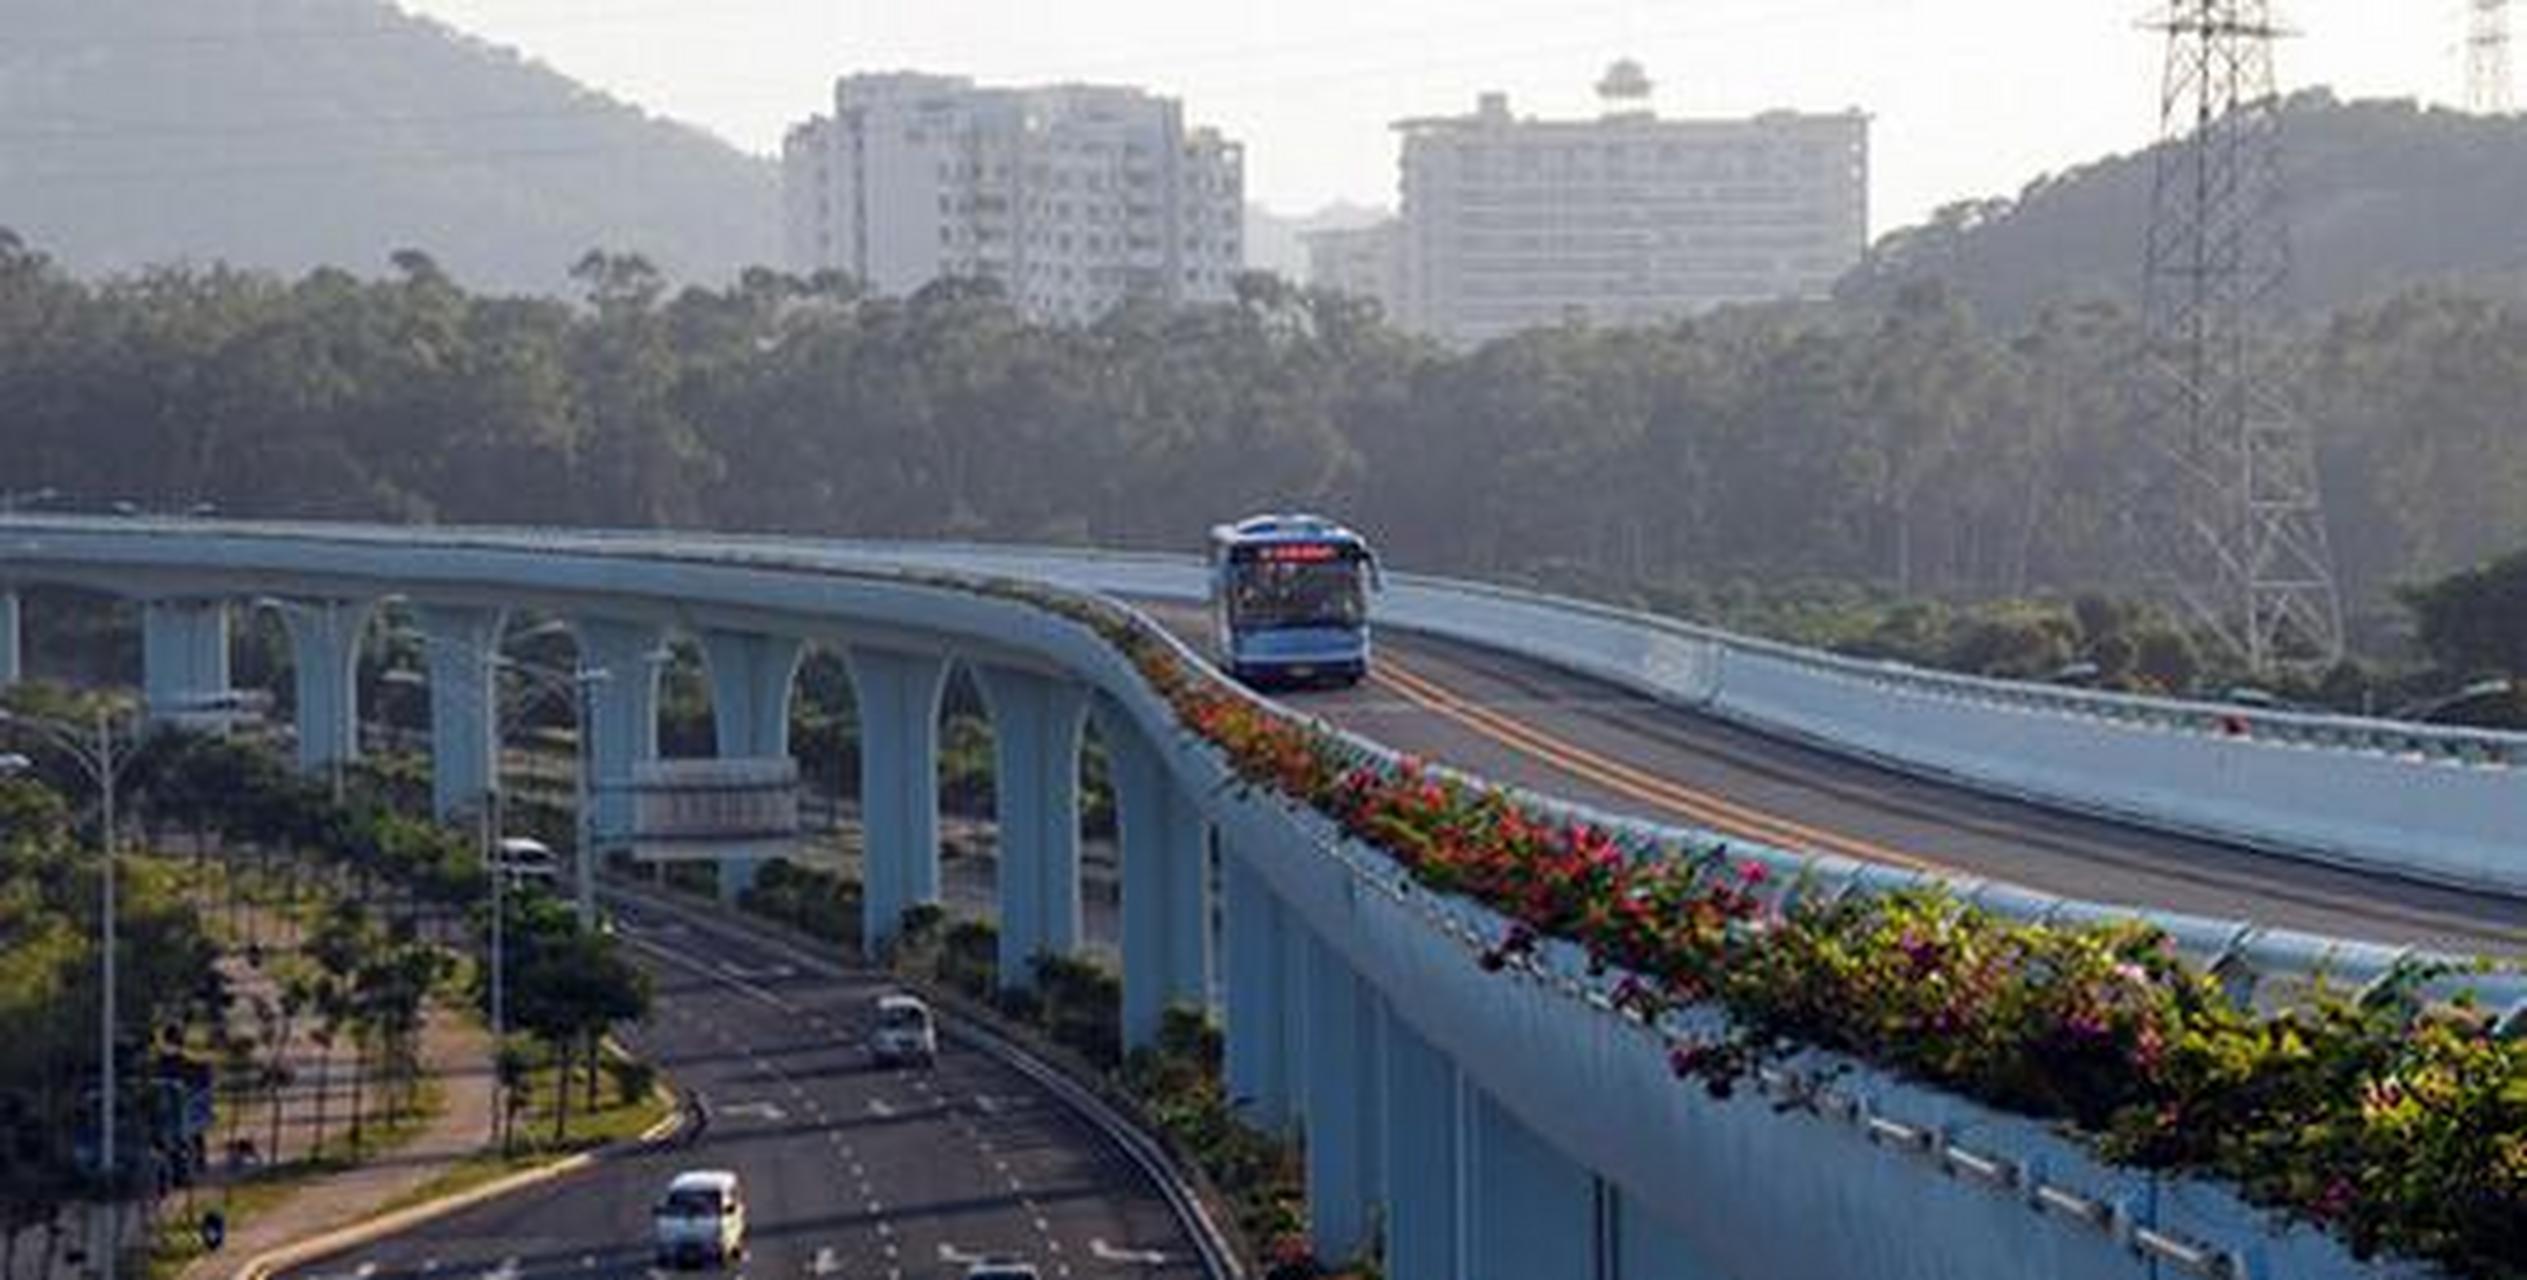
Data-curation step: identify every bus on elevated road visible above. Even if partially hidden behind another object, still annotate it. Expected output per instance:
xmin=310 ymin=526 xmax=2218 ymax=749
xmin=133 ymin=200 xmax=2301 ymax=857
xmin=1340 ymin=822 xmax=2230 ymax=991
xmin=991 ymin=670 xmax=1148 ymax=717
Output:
xmin=1207 ymin=512 xmax=1379 ymax=687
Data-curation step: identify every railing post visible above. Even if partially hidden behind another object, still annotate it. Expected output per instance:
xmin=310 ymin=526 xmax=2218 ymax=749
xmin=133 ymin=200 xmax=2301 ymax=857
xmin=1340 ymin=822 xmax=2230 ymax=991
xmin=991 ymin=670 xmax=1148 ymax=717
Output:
xmin=415 ymin=604 xmax=503 ymax=823
xmin=845 ymin=647 xmax=949 ymax=956
xmin=275 ymin=599 xmax=374 ymax=776
xmin=701 ymin=629 xmax=805 ymax=902
xmin=975 ymin=665 xmax=1088 ymax=991
xmin=1223 ymin=845 xmax=1292 ymax=1131
xmin=1101 ymin=701 xmax=1215 ymax=1048
xmin=141 ymin=597 xmax=232 ymax=730
xmin=0 ymin=590 xmax=20 ymax=687
xmin=1383 ymin=1006 xmax=1461 ymax=1280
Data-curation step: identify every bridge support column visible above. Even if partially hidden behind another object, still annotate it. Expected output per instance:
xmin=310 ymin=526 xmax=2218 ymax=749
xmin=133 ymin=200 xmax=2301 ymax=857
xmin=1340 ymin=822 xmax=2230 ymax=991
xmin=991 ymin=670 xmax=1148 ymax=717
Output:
xmin=1469 ymin=1090 xmax=1596 ymax=1280
xmin=1102 ymin=703 xmax=1213 ymax=1049
xmin=0 ymin=591 xmax=20 ymax=687
xmin=846 ymin=647 xmax=948 ymax=956
xmin=141 ymin=598 xmax=232 ymax=729
xmin=578 ymin=618 xmax=664 ymax=910
xmin=277 ymin=599 xmax=375 ymax=779
xmin=415 ymin=605 xmax=503 ymax=824
xmin=1382 ymin=1009 xmax=1460 ymax=1280
xmin=1223 ymin=846 xmax=1294 ymax=1131
xmin=702 ymin=629 xmax=804 ymax=903
xmin=975 ymin=665 xmax=1088 ymax=991
xmin=1306 ymin=933 xmax=1383 ymax=1264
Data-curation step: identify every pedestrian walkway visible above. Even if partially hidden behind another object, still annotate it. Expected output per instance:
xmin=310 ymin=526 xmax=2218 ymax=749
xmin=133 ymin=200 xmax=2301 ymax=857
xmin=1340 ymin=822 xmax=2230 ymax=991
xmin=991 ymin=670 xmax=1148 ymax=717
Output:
xmin=176 ymin=924 xmax=496 ymax=1280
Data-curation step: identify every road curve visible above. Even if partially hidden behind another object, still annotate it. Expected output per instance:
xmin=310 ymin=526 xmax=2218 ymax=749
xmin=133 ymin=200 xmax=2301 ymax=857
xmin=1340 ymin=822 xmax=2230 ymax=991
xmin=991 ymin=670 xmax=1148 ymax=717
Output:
xmin=275 ymin=893 xmax=1203 ymax=1280
xmin=1230 ymin=618 xmax=2522 ymax=956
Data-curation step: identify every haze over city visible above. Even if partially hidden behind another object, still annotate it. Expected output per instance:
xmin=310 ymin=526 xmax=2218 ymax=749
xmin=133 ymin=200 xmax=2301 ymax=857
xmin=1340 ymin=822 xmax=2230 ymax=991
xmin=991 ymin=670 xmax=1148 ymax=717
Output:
xmin=402 ymin=0 xmax=2459 ymax=233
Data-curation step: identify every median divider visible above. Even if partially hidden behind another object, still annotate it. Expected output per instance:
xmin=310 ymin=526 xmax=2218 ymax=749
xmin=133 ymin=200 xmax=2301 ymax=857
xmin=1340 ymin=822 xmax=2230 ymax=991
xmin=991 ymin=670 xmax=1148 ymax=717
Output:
xmin=602 ymin=878 xmax=1245 ymax=1280
xmin=229 ymin=1085 xmax=689 ymax=1280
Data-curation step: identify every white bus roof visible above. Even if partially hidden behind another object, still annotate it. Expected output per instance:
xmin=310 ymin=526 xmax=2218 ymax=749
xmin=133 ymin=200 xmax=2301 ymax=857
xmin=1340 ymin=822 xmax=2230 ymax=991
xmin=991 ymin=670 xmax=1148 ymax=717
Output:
xmin=1209 ymin=513 xmax=1366 ymax=545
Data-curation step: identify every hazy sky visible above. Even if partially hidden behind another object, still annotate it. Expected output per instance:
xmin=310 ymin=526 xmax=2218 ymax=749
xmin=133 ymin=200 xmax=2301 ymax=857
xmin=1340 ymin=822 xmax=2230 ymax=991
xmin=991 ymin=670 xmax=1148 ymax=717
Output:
xmin=400 ymin=0 xmax=2466 ymax=233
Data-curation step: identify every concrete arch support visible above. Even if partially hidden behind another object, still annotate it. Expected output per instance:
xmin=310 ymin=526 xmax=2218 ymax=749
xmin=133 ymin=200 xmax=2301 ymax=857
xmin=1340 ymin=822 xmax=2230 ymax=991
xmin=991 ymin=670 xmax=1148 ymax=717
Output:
xmin=845 ymin=646 xmax=949 ymax=954
xmin=415 ymin=604 xmax=504 ymax=823
xmin=975 ymin=664 xmax=1089 ymax=990
xmin=1223 ymin=847 xmax=1294 ymax=1131
xmin=0 ymin=591 xmax=19 ymax=686
xmin=277 ymin=599 xmax=375 ymax=773
xmin=702 ymin=629 xmax=805 ymax=759
xmin=141 ymin=597 xmax=232 ymax=729
xmin=1100 ymin=703 xmax=1215 ymax=1048
xmin=577 ymin=617 xmax=665 ymax=856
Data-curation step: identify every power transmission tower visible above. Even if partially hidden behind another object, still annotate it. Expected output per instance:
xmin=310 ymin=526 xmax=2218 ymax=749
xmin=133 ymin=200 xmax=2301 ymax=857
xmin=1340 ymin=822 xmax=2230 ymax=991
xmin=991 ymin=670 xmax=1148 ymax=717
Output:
xmin=2471 ymin=0 xmax=2514 ymax=113
xmin=2137 ymin=0 xmax=2342 ymax=672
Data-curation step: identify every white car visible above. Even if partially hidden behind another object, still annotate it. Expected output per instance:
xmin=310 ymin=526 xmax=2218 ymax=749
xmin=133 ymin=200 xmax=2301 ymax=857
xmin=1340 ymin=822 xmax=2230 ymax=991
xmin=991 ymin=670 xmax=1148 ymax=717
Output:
xmin=652 ymin=1169 xmax=746 ymax=1268
xmin=493 ymin=836 xmax=561 ymax=890
xmin=868 ymin=994 xmax=938 ymax=1068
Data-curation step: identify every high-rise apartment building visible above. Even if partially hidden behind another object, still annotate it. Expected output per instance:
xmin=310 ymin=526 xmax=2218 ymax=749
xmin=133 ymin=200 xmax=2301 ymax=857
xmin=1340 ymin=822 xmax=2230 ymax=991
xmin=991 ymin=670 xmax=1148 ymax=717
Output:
xmin=1395 ymin=62 xmax=1867 ymax=345
xmin=1301 ymin=221 xmax=1404 ymax=319
xmin=783 ymin=72 xmax=1245 ymax=321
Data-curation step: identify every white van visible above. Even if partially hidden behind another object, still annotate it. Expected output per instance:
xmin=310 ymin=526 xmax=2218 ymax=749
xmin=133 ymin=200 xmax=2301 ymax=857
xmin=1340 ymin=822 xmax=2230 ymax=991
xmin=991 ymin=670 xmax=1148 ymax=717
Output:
xmin=868 ymin=994 xmax=938 ymax=1068
xmin=493 ymin=837 xmax=561 ymax=891
xmin=652 ymin=1169 xmax=746 ymax=1268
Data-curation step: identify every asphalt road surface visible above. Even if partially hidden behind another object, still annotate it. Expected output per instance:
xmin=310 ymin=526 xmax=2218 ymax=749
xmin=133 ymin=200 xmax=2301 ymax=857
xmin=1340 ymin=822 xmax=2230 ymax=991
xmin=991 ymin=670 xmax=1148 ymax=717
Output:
xmin=275 ymin=891 xmax=1202 ymax=1280
xmin=1141 ymin=605 xmax=2522 ymax=955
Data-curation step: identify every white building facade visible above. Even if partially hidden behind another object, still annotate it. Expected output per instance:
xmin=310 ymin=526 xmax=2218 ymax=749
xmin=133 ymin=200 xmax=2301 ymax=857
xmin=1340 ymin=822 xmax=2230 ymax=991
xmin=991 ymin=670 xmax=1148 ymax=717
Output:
xmin=1395 ymin=64 xmax=1868 ymax=345
xmin=783 ymin=72 xmax=1245 ymax=321
xmin=1301 ymin=221 xmax=1404 ymax=319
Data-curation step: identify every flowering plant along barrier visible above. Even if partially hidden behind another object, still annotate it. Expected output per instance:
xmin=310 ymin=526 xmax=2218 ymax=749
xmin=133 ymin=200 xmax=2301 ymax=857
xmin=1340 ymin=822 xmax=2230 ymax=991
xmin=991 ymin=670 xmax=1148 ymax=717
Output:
xmin=994 ymin=583 xmax=2527 ymax=1279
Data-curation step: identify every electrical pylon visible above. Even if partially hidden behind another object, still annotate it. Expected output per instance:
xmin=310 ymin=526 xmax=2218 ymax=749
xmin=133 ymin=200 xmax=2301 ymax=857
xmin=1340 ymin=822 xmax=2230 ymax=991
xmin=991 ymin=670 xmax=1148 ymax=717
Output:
xmin=2470 ymin=0 xmax=2513 ymax=114
xmin=2137 ymin=0 xmax=2342 ymax=672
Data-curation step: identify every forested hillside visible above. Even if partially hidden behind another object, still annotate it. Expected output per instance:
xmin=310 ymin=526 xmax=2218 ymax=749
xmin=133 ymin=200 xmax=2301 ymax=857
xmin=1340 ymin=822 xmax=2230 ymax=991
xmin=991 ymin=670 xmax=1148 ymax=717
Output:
xmin=1841 ymin=93 xmax=2527 ymax=322
xmin=4 ymin=232 xmax=2522 ymax=666
xmin=0 ymin=0 xmax=776 ymax=292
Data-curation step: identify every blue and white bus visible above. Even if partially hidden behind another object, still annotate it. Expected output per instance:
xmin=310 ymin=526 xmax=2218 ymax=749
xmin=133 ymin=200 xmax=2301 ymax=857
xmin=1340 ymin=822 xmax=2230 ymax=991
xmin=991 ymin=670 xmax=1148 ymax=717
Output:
xmin=1207 ymin=513 xmax=1380 ymax=687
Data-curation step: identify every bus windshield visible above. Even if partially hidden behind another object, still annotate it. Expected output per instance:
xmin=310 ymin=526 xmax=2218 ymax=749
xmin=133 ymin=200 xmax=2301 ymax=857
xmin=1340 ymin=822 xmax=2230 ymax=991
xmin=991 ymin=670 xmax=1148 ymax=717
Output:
xmin=1229 ymin=557 xmax=1367 ymax=630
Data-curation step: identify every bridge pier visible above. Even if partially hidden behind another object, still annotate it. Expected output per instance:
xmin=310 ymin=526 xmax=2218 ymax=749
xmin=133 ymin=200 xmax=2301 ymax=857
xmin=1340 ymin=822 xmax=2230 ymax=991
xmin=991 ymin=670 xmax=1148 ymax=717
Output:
xmin=1102 ymin=704 xmax=1214 ymax=1048
xmin=1381 ymin=1009 xmax=1462 ymax=1280
xmin=415 ymin=604 xmax=504 ymax=823
xmin=1470 ymin=1090 xmax=1596 ymax=1280
xmin=1223 ymin=847 xmax=1294 ymax=1131
xmin=975 ymin=665 xmax=1088 ymax=991
xmin=0 ymin=590 xmax=19 ymax=686
xmin=846 ymin=647 xmax=948 ymax=954
xmin=276 ymin=599 xmax=376 ymax=778
xmin=577 ymin=618 xmax=664 ymax=910
xmin=1306 ymin=933 xmax=1383 ymax=1264
xmin=702 ymin=629 xmax=804 ymax=901
xmin=141 ymin=598 xmax=232 ymax=729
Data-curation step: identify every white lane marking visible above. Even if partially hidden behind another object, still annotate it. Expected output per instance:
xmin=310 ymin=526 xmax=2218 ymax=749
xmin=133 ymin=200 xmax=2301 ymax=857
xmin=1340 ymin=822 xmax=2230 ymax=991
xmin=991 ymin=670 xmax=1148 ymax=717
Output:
xmin=874 ymin=1222 xmax=893 ymax=1239
xmin=718 ymin=1100 xmax=788 ymax=1122
xmin=865 ymin=1199 xmax=884 ymax=1215
xmin=353 ymin=1265 xmax=378 ymax=1280
xmin=418 ymin=1262 xmax=440 ymax=1276
xmin=810 ymin=1247 xmax=841 ymax=1276
xmin=629 ymin=936 xmax=797 ymax=1013
xmin=580 ymin=1256 xmax=597 ymax=1270
xmin=1045 ymin=1239 xmax=1063 ymax=1255
xmin=865 ymin=1098 xmax=895 ymax=1118
xmin=935 ymin=1244 xmax=987 ymax=1265
xmin=787 ymin=1083 xmax=805 ymax=1098
xmin=479 ymin=1259 xmax=520 ymax=1280
xmin=1032 ymin=1217 xmax=1051 ymax=1234
xmin=1091 ymin=1240 xmax=1175 ymax=1265
xmin=972 ymin=1093 xmax=1000 ymax=1115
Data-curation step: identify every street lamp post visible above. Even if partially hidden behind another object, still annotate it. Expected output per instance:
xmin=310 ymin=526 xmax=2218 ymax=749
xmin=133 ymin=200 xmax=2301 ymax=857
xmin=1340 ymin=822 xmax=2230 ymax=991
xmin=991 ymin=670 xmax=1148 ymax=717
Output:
xmin=0 ymin=703 xmax=136 ymax=1280
xmin=384 ymin=641 xmax=610 ymax=1140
